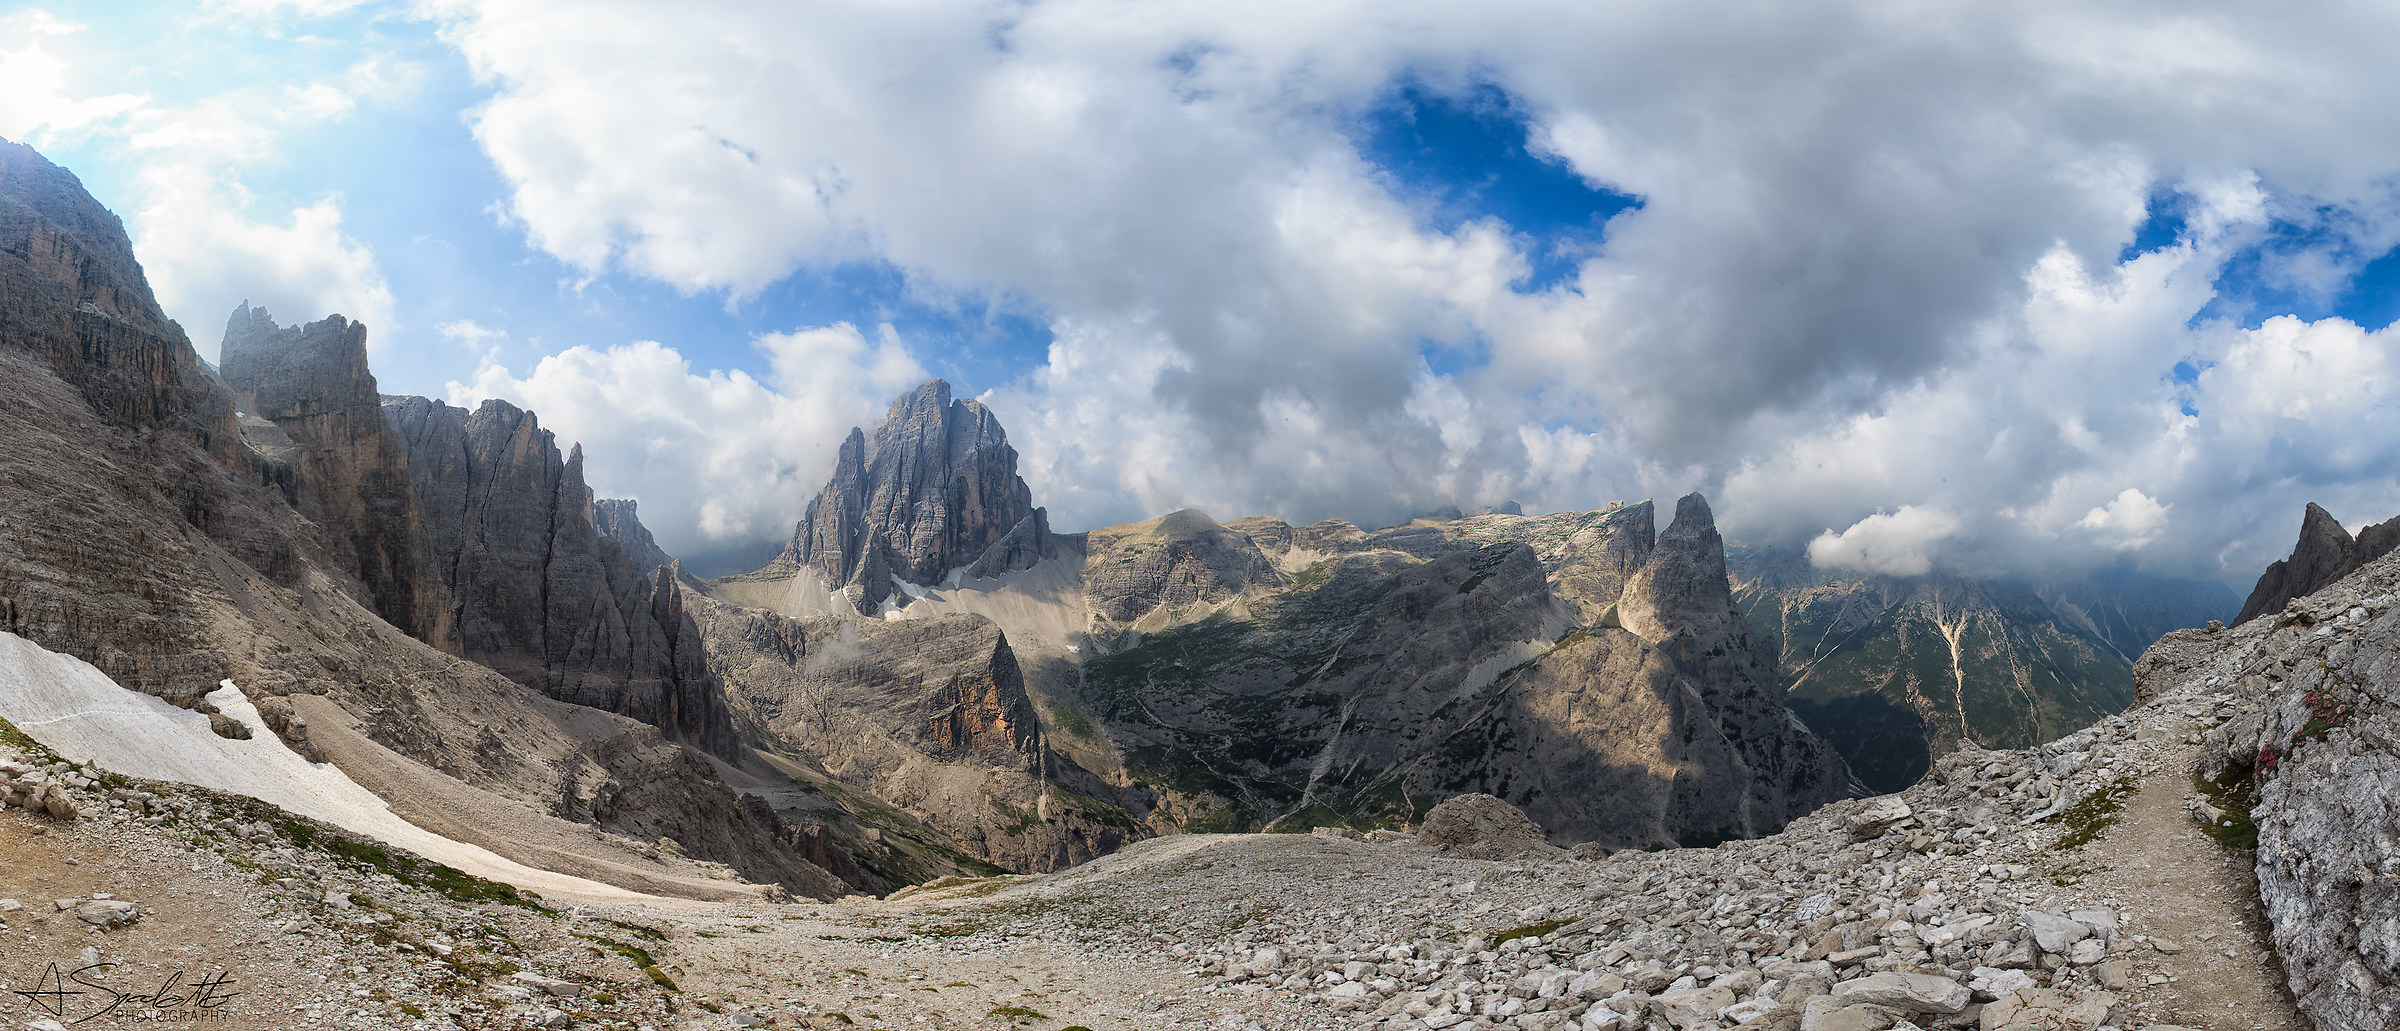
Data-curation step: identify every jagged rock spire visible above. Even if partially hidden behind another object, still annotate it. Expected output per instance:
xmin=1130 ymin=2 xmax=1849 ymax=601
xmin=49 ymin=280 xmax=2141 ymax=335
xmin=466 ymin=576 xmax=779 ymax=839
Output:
xmin=785 ymin=379 xmax=1055 ymax=614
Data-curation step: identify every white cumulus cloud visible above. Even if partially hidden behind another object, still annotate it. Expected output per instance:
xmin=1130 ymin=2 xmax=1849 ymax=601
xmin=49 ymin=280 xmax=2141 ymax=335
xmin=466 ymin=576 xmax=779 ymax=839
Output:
xmin=1808 ymin=507 xmax=1963 ymax=578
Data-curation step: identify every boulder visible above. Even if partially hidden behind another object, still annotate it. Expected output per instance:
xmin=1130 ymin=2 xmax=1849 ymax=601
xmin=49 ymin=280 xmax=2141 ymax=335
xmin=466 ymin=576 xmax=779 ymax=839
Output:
xmin=1647 ymin=986 xmax=1736 ymax=1029
xmin=1831 ymin=973 xmax=1970 ymax=1014
xmin=1418 ymin=794 xmax=1559 ymax=860
xmin=1843 ymin=798 xmax=1913 ymax=841
xmin=1976 ymin=989 xmax=2114 ymax=1031
xmin=2019 ymin=910 xmax=2091 ymax=954
xmin=73 ymin=900 xmax=137 ymax=927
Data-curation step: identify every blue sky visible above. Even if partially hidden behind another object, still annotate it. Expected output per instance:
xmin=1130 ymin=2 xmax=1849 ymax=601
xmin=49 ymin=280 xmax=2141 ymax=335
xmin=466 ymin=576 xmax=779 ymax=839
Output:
xmin=10 ymin=0 xmax=2400 ymax=586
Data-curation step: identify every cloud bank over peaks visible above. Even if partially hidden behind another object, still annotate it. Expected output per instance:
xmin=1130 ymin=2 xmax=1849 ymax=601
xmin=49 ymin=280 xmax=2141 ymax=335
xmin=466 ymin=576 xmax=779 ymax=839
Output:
xmin=417 ymin=0 xmax=2400 ymax=584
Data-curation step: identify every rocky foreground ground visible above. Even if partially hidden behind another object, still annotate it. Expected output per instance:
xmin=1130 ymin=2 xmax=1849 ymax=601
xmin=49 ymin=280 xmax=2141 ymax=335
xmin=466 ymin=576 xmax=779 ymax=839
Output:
xmin=0 ymin=611 xmax=2310 ymax=1031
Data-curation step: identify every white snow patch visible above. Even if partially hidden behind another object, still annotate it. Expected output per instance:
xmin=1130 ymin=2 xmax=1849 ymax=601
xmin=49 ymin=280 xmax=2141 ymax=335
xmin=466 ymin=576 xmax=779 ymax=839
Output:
xmin=0 ymin=630 xmax=652 ymax=902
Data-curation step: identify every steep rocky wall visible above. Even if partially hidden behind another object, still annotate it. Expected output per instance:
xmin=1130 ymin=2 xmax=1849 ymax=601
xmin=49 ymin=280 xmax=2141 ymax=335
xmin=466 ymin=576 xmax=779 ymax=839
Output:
xmin=384 ymin=396 xmax=740 ymax=758
xmin=0 ymin=140 xmax=234 ymax=450
xmin=0 ymin=141 xmax=329 ymax=698
xmin=219 ymin=306 xmax=452 ymax=648
xmin=595 ymin=498 xmax=676 ymax=576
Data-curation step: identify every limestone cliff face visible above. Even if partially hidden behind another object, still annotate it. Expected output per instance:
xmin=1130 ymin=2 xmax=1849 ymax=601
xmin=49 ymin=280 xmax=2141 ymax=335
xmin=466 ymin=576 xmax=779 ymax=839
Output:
xmin=219 ymin=306 xmax=452 ymax=648
xmin=782 ymin=380 xmax=1053 ymax=613
xmin=2235 ymin=502 xmax=2400 ymax=626
xmin=384 ymin=396 xmax=739 ymax=758
xmin=0 ymin=140 xmax=234 ymax=449
xmin=595 ymin=499 xmax=676 ymax=577
xmin=0 ymin=139 xmax=310 ymax=698
xmin=688 ymin=598 xmax=1144 ymax=873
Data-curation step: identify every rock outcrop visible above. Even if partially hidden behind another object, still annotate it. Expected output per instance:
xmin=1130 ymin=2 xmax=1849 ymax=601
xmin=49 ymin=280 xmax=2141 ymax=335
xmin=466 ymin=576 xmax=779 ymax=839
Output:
xmin=687 ymin=599 xmax=1144 ymax=873
xmin=2234 ymin=501 xmax=2400 ymax=625
xmin=383 ymin=396 xmax=740 ymax=758
xmin=779 ymin=379 xmax=1053 ymax=614
xmin=1416 ymin=793 xmax=1560 ymax=860
xmin=595 ymin=498 xmax=676 ymax=577
xmin=219 ymin=306 xmax=452 ymax=647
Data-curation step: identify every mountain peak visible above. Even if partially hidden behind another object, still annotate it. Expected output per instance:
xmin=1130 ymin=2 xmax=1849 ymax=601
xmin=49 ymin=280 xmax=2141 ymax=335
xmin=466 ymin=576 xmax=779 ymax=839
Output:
xmin=785 ymin=380 xmax=1053 ymax=613
xmin=2235 ymin=501 xmax=2400 ymax=625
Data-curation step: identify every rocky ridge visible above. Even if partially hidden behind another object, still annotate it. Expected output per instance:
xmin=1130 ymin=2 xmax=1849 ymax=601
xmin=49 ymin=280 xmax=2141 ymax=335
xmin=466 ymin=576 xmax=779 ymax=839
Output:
xmin=2232 ymin=502 xmax=2400 ymax=625
xmin=1043 ymin=494 xmax=1854 ymax=848
xmin=220 ymin=304 xmax=453 ymax=649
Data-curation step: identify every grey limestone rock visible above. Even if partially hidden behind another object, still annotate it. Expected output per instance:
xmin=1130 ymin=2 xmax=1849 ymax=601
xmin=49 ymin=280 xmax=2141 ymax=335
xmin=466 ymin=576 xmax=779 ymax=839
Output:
xmin=783 ymin=379 xmax=1052 ymax=613
xmin=595 ymin=498 xmax=676 ymax=578
xmin=383 ymin=396 xmax=740 ymax=758
xmin=221 ymin=305 xmax=453 ymax=648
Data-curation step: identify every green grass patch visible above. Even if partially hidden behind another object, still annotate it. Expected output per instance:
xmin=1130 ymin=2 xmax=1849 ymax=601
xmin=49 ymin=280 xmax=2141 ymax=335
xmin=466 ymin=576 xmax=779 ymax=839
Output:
xmin=2195 ymin=761 xmax=2262 ymax=850
xmin=989 ymin=1005 xmax=1050 ymax=1023
xmin=643 ymin=965 xmax=679 ymax=992
xmin=2046 ymin=776 xmax=2139 ymax=851
xmin=603 ymin=918 xmax=668 ymax=941
xmin=1493 ymin=918 xmax=1572 ymax=945
xmin=573 ymin=933 xmax=658 ymax=968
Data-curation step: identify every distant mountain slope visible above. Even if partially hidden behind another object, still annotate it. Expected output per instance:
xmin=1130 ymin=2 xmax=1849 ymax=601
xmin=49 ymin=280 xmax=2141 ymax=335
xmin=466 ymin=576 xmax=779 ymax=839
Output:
xmin=712 ymin=396 xmax=1861 ymax=852
xmin=1728 ymin=545 xmax=2233 ymax=791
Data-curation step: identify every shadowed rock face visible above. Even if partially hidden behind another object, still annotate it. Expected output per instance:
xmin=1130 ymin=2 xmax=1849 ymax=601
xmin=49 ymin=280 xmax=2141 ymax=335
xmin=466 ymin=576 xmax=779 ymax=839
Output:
xmin=384 ymin=396 xmax=740 ymax=759
xmin=0 ymin=140 xmax=299 ymax=698
xmin=595 ymin=499 xmax=675 ymax=577
xmin=1069 ymin=493 xmax=1856 ymax=847
xmin=0 ymin=141 xmax=231 ymax=446
xmin=219 ymin=306 xmax=452 ymax=649
xmin=784 ymin=379 xmax=1054 ymax=613
xmin=2236 ymin=502 xmax=2400 ymax=626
